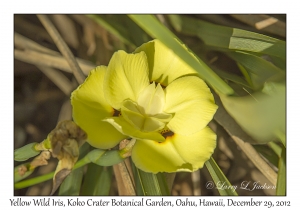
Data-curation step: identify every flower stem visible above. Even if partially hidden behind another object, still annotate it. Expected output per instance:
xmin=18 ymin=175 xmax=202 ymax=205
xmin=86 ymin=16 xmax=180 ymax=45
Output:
xmin=14 ymin=153 xmax=92 ymax=189
xmin=119 ymin=138 xmax=136 ymax=158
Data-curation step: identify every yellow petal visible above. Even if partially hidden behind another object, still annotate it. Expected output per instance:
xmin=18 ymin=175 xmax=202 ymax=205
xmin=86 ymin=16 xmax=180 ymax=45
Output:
xmin=164 ymin=76 xmax=217 ymax=135
xmin=135 ymin=39 xmax=198 ymax=86
xmin=171 ymin=126 xmax=216 ymax=169
xmin=103 ymin=50 xmax=150 ymax=109
xmin=137 ymin=82 xmax=165 ymax=116
xmin=71 ymin=66 xmax=126 ymax=149
xmin=131 ymin=138 xmax=186 ymax=173
xmin=131 ymin=126 xmax=216 ymax=173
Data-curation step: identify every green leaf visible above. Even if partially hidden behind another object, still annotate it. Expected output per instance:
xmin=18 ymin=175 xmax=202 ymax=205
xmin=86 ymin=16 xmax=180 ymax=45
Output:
xmin=58 ymin=167 xmax=84 ymax=195
xmin=136 ymin=168 xmax=170 ymax=196
xmin=253 ymin=144 xmax=279 ymax=167
xmin=94 ymin=166 xmax=112 ymax=195
xmin=131 ymin=162 xmax=144 ymax=195
xmin=168 ymin=15 xmax=286 ymax=59
xmin=267 ymin=141 xmax=282 ymax=156
xmin=87 ymin=15 xmax=150 ymax=49
xmin=212 ymin=68 xmax=252 ymax=89
xmin=128 ymin=14 xmax=234 ymax=96
xmin=87 ymin=15 xmax=133 ymax=48
xmin=276 ymin=147 xmax=286 ymax=195
xmin=81 ymin=163 xmax=112 ymax=195
xmin=227 ymin=51 xmax=285 ymax=89
xmin=89 ymin=150 xmax=125 ymax=166
xmin=205 ymin=157 xmax=238 ymax=196
xmin=220 ymin=81 xmax=285 ymax=143
xmin=14 ymin=142 xmax=40 ymax=161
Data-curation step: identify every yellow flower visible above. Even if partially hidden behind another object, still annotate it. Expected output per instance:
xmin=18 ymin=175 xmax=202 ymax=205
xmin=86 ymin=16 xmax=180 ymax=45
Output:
xmin=71 ymin=40 xmax=217 ymax=173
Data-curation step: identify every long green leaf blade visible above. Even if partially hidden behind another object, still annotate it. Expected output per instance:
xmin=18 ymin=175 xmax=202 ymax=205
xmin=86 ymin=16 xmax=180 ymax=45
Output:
xmin=227 ymin=51 xmax=285 ymax=89
xmin=128 ymin=14 xmax=234 ymax=96
xmin=168 ymin=15 xmax=286 ymax=59
xmin=81 ymin=163 xmax=112 ymax=195
xmin=276 ymin=147 xmax=286 ymax=195
xmin=87 ymin=15 xmax=151 ymax=49
xmin=136 ymin=168 xmax=170 ymax=196
xmin=253 ymin=144 xmax=280 ymax=167
xmin=58 ymin=167 xmax=84 ymax=195
xmin=131 ymin=162 xmax=144 ymax=195
xmin=87 ymin=14 xmax=134 ymax=48
xmin=205 ymin=157 xmax=238 ymax=196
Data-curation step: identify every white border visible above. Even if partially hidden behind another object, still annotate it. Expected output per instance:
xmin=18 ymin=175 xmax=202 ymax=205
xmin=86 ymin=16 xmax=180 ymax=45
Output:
xmin=3 ymin=0 xmax=298 ymax=208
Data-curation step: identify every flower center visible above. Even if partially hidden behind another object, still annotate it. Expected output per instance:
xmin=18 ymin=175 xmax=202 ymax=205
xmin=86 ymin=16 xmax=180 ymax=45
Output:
xmin=121 ymin=82 xmax=172 ymax=132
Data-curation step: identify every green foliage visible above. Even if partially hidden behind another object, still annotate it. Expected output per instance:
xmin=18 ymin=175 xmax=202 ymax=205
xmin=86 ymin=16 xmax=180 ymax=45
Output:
xmin=227 ymin=51 xmax=284 ymax=90
xmin=276 ymin=147 xmax=286 ymax=195
xmin=14 ymin=143 xmax=40 ymax=161
xmin=58 ymin=143 xmax=90 ymax=195
xmin=87 ymin=149 xmax=125 ymax=166
xmin=81 ymin=164 xmax=112 ymax=195
xmin=168 ymin=15 xmax=285 ymax=60
xmin=58 ymin=167 xmax=84 ymax=195
xmin=87 ymin=14 xmax=151 ymax=49
xmin=220 ymin=81 xmax=285 ymax=144
xmin=135 ymin=168 xmax=170 ymax=196
xmin=205 ymin=158 xmax=238 ymax=196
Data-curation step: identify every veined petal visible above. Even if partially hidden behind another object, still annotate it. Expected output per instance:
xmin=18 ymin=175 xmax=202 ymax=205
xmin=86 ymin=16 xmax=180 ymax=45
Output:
xmin=71 ymin=66 xmax=126 ymax=149
xmin=103 ymin=50 xmax=150 ymax=109
xmin=131 ymin=138 xmax=186 ymax=173
xmin=104 ymin=117 xmax=165 ymax=142
xmin=171 ymin=126 xmax=216 ymax=169
xmin=166 ymin=100 xmax=217 ymax=135
xmin=165 ymin=76 xmax=215 ymax=108
xmin=135 ymin=39 xmax=198 ymax=86
xmin=131 ymin=126 xmax=216 ymax=173
xmin=164 ymin=76 xmax=217 ymax=135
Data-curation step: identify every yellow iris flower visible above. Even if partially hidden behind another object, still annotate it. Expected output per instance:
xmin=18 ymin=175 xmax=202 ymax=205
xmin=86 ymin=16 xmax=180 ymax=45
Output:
xmin=71 ymin=40 xmax=217 ymax=173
